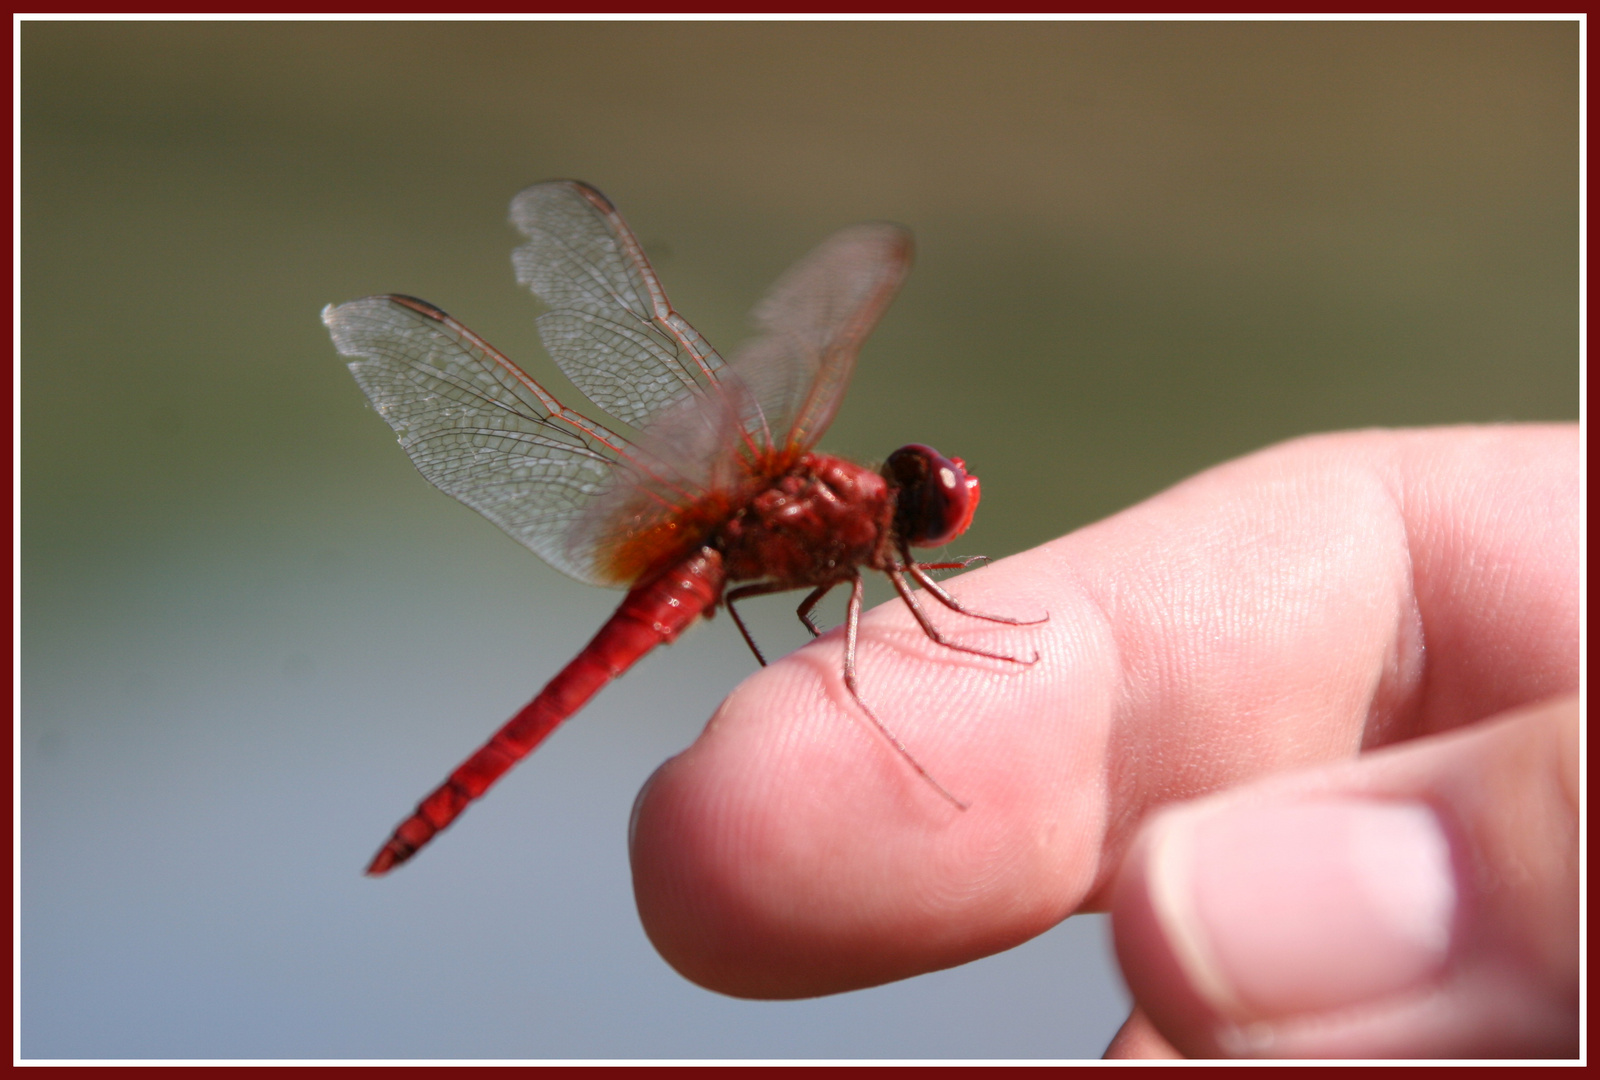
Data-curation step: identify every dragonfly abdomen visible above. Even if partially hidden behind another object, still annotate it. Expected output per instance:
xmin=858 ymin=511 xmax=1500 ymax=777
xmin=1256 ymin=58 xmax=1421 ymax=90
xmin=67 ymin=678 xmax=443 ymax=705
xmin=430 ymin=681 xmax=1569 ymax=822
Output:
xmin=365 ymin=548 xmax=726 ymax=875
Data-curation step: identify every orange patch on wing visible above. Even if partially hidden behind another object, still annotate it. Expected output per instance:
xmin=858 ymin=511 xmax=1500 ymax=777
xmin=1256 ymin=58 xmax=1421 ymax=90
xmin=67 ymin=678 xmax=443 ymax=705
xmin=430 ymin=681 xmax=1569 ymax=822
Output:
xmin=600 ymin=491 xmax=737 ymax=585
xmin=598 ymin=447 xmax=806 ymax=585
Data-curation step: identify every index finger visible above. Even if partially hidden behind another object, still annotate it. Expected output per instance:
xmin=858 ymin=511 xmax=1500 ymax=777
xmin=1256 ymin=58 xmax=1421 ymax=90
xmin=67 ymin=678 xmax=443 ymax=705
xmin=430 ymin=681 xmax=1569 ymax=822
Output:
xmin=629 ymin=425 xmax=1577 ymax=999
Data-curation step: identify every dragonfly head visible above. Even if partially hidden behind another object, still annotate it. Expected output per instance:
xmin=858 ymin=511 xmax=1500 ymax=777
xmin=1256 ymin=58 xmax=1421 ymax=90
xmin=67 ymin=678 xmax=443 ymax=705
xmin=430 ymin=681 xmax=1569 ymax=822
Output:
xmin=884 ymin=443 xmax=981 ymax=548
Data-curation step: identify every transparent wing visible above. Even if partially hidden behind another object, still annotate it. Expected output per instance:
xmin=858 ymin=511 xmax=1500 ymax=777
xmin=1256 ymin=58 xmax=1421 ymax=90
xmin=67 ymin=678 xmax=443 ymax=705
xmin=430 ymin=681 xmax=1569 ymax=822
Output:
xmin=510 ymin=181 xmax=726 ymax=431
xmin=513 ymin=182 xmax=910 ymax=461
xmin=327 ymin=191 xmax=913 ymax=589
xmin=729 ymin=223 xmax=913 ymax=453
xmin=323 ymin=294 xmax=714 ymax=587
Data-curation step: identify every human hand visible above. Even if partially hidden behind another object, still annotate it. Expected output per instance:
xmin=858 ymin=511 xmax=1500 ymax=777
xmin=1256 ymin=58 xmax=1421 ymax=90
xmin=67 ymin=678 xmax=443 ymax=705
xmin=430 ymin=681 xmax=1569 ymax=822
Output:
xmin=628 ymin=425 xmax=1577 ymax=1058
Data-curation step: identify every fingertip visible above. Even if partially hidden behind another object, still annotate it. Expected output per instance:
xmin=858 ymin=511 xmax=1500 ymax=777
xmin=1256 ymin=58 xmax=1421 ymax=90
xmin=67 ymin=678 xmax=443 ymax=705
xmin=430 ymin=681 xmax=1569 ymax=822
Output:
xmin=628 ymin=643 xmax=1104 ymax=998
xmin=628 ymin=686 xmax=959 ymax=998
xmin=1109 ymin=818 xmax=1229 ymax=1056
xmin=1111 ymin=695 xmax=1579 ymax=1058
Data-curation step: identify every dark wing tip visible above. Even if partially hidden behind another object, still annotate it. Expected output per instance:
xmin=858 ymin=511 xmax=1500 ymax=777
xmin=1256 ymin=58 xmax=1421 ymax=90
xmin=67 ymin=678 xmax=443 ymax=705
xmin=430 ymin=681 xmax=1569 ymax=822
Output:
xmin=322 ymin=294 xmax=454 ymax=330
xmin=381 ymin=294 xmax=453 ymax=322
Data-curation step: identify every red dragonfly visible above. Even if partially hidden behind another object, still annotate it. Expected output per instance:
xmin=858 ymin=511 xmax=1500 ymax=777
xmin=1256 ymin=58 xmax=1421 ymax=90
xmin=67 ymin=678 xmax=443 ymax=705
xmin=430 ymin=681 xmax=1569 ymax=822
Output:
xmin=324 ymin=181 xmax=1036 ymax=875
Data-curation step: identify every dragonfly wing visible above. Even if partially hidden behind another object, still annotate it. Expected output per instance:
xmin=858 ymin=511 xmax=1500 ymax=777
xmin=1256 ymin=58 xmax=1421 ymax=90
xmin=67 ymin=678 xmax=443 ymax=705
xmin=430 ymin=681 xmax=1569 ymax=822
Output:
xmin=324 ymin=294 xmax=702 ymax=587
xmin=511 ymin=181 xmax=726 ymax=431
xmin=730 ymin=223 xmax=914 ymax=453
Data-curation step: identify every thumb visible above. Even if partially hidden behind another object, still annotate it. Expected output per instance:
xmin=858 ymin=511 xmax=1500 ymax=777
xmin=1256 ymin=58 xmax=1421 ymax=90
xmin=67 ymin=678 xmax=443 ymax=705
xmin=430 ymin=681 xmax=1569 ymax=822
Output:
xmin=1108 ymin=694 xmax=1578 ymax=1059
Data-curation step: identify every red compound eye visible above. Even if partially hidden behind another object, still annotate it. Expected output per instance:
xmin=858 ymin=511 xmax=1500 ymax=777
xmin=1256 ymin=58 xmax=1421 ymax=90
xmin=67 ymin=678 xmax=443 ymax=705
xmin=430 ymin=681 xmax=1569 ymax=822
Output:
xmin=883 ymin=443 xmax=981 ymax=548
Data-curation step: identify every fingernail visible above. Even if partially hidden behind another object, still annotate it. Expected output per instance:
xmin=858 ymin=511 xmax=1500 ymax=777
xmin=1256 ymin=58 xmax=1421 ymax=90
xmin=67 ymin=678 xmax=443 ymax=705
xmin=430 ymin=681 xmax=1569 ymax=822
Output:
xmin=1147 ymin=798 xmax=1457 ymax=1023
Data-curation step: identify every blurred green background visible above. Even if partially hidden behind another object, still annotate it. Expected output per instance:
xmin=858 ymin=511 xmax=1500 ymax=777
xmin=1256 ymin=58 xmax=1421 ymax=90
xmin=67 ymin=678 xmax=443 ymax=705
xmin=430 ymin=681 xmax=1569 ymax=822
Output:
xmin=21 ymin=20 xmax=1577 ymax=1060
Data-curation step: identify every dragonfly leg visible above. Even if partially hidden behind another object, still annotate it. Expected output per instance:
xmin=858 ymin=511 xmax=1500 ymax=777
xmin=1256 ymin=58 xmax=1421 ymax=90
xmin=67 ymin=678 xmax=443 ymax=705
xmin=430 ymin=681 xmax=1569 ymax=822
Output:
xmin=899 ymin=546 xmax=1049 ymax=628
xmin=795 ymin=583 xmax=836 ymax=638
xmin=727 ymin=579 xmax=828 ymax=666
xmin=887 ymin=564 xmax=1040 ymax=665
xmin=725 ymin=582 xmax=792 ymax=667
xmin=911 ymin=555 xmax=990 ymax=573
xmin=841 ymin=572 xmax=968 ymax=811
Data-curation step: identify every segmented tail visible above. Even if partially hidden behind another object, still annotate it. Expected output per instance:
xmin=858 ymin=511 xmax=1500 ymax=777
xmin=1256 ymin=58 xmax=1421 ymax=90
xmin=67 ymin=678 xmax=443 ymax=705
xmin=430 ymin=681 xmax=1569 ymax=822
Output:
xmin=366 ymin=549 xmax=725 ymax=875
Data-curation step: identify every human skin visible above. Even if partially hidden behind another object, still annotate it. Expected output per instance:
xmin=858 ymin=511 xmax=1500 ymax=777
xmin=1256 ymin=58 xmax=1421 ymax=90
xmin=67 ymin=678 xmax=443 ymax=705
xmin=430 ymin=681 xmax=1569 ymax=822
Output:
xmin=627 ymin=424 xmax=1578 ymax=1058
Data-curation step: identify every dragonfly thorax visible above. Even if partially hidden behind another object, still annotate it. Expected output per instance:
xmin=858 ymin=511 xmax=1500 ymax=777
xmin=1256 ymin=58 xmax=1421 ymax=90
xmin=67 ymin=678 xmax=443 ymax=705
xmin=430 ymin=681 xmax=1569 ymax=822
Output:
xmin=716 ymin=453 xmax=896 ymax=589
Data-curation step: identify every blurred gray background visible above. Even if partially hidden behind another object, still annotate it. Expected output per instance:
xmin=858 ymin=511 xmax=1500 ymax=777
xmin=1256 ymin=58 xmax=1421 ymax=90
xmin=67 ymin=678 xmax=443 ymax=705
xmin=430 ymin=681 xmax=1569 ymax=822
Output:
xmin=21 ymin=20 xmax=1577 ymax=1060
